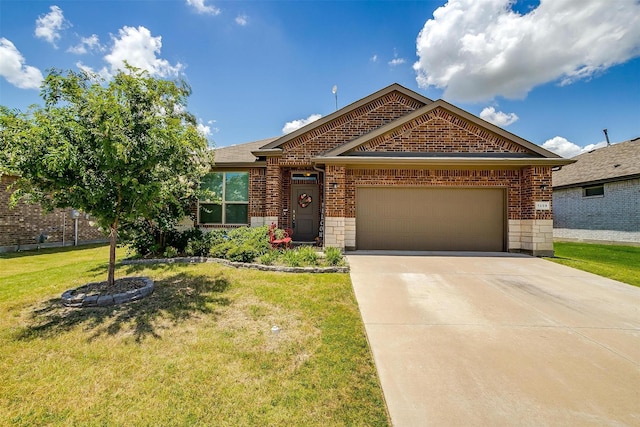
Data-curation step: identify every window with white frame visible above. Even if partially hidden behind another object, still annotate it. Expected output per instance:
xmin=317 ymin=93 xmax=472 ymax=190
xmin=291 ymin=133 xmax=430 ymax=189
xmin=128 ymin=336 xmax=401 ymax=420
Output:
xmin=199 ymin=172 xmax=249 ymax=224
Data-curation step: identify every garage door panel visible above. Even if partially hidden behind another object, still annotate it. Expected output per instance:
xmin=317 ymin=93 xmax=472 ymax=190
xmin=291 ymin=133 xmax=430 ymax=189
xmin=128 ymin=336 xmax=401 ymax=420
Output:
xmin=356 ymin=187 xmax=505 ymax=251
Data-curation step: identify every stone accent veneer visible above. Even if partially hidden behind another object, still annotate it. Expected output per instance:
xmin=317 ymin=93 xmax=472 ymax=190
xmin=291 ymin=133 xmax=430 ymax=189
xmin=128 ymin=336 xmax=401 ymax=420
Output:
xmin=509 ymin=219 xmax=554 ymax=257
xmin=344 ymin=218 xmax=356 ymax=250
xmin=324 ymin=217 xmax=345 ymax=248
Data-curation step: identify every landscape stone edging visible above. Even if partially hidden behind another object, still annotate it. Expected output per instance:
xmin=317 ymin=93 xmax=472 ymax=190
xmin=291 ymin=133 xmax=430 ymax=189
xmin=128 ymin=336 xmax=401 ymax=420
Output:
xmin=121 ymin=256 xmax=350 ymax=273
xmin=61 ymin=276 xmax=154 ymax=308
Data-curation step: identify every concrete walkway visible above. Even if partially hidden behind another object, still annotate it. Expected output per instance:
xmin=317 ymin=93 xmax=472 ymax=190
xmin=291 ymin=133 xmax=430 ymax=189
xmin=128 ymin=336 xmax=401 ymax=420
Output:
xmin=347 ymin=252 xmax=640 ymax=426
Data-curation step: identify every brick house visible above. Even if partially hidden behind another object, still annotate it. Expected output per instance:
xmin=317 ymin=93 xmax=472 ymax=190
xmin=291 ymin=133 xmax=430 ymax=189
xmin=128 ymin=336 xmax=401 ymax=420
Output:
xmin=200 ymin=84 xmax=571 ymax=256
xmin=552 ymin=138 xmax=640 ymax=245
xmin=0 ymin=174 xmax=106 ymax=252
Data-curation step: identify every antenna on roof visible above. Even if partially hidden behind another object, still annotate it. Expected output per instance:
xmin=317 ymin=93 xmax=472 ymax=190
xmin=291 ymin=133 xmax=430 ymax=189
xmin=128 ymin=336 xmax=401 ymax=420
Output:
xmin=603 ymin=128 xmax=611 ymax=146
xmin=332 ymin=85 xmax=338 ymax=111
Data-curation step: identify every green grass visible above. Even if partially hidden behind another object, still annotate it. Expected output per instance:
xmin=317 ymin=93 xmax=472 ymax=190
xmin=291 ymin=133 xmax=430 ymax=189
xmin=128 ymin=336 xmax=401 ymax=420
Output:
xmin=0 ymin=245 xmax=389 ymax=426
xmin=549 ymin=242 xmax=640 ymax=287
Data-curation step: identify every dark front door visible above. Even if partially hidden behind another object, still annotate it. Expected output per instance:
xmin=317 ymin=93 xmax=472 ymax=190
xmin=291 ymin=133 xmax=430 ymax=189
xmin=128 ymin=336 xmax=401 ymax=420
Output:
xmin=291 ymin=184 xmax=319 ymax=241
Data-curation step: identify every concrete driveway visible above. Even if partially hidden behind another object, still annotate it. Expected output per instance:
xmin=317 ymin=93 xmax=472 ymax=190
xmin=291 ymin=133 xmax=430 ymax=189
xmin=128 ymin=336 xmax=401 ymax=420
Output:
xmin=347 ymin=252 xmax=640 ymax=426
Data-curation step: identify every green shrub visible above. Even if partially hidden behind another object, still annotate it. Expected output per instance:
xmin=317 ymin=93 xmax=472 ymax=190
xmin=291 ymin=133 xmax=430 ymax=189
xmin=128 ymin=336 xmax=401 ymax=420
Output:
xmin=122 ymin=223 xmax=218 ymax=258
xmin=210 ymin=242 xmax=232 ymax=259
xmin=226 ymin=244 xmax=258 ymax=263
xmin=206 ymin=229 xmax=229 ymax=246
xmin=324 ymin=246 xmax=344 ymax=266
xmin=259 ymin=250 xmax=280 ymax=266
xmin=163 ymin=246 xmax=178 ymax=258
xmin=184 ymin=239 xmax=209 ymax=257
xmin=297 ymin=246 xmax=319 ymax=266
xmin=227 ymin=226 xmax=270 ymax=256
xmin=281 ymin=249 xmax=302 ymax=267
xmin=121 ymin=219 xmax=160 ymax=257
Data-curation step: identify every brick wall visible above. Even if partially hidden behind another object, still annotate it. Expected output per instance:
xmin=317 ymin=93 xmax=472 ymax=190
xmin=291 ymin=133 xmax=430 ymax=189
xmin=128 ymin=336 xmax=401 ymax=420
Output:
xmin=265 ymin=157 xmax=282 ymax=218
xmin=249 ymin=167 xmax=266 ymax=219
xmin=553 ymin=178 xmax=640 ymax=243
xmin=325 ymin=165 xmax=346 ymax=217
xmin=1 ymin=175 xmax=106 ymax=251
xmin=357 ymin=109 xmax=534 ymax=154
xmin=521 ymin=166 xmax=553 ymax=220
xmin=279 ymin=92 xmax=424 ymax=166
xmin=344 ymin=168 xmax=522 ymax=218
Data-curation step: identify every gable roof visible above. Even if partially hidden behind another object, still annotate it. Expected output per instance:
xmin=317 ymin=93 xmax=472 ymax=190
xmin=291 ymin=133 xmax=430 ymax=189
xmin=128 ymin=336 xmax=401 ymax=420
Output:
xmin=212 ymin=137 xmax=278 ymax=166
xmin=553 ymin=137 xmax=640 ymax=188
xmin=320 ymin=99 xmax=560 ymax=159
xmin=213 ymin=83 xmax=576 ymax=168
xmin=257 ymin=83 xmax=432 ymax=151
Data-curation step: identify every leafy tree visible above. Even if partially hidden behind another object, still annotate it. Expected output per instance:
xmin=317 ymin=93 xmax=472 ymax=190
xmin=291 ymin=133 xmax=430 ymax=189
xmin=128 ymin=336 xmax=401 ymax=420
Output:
xmin=1 ymin=66 xmax=213 ymax=286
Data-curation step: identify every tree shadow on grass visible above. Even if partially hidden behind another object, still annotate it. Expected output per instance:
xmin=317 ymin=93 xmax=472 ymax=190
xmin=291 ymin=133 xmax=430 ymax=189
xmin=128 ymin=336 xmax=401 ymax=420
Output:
xmin=15 ymin=271 xmax=231 ymax=343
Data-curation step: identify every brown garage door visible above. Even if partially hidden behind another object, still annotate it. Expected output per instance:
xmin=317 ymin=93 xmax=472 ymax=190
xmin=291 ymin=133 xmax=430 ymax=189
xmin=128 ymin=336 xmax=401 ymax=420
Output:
xmin=356 ymin=187 xmax=506 ymax=251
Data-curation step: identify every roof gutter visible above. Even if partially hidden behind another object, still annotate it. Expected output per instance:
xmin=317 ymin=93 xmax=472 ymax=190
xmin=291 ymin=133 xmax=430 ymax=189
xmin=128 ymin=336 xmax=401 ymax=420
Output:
xmin=210 ymin=161 xmax=267 ymax=168
xmin=311 ymin=156 xmax=575 ymax=167
xmin=553 ymin=173 xmax=640 ymax=190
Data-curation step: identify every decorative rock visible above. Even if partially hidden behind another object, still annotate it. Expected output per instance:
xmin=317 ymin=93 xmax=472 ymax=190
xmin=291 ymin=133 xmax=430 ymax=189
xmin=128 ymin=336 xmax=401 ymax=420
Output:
xmin=83 ymin=295 xmax=99 ymax=305
xmin=113 ymin=293 xmax=129 ymax=305
xmin=97 ymin=295 xmax=114 ymax=306
xmin=121 ymin=257 xmax=350 ymax=273
xmin=61 ymin=277 xmax=154 ymax=308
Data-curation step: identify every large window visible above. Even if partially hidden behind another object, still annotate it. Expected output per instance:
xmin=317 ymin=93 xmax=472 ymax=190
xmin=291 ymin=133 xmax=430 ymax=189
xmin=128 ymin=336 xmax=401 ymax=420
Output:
xmin=199 ymin=172 xmax=249 ymax=224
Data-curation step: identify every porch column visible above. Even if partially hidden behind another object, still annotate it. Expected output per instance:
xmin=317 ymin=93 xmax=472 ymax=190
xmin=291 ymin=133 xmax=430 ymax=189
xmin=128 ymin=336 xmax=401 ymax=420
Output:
xmin=514 ymin=166 xmax=554 ymax=256
xmin=249 ymin=167 xmax=266 ymax=227
xmin=265 ymin=157 xmax=282 ymax=227
xmin=324 ymin=164 xmax=346 ymax=249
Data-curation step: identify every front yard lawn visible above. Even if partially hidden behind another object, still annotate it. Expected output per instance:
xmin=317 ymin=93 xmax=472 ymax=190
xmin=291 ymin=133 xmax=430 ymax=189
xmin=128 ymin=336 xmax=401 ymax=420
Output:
xmin=549 ymin=242 xmax=640 ymax=287
xmin=0 ymin=245 xmax=388 ymax=426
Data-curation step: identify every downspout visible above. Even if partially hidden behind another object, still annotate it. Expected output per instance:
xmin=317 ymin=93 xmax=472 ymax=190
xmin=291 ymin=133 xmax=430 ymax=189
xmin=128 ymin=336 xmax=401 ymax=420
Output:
xmin=313 ymin=163 xmax=326 ymax=243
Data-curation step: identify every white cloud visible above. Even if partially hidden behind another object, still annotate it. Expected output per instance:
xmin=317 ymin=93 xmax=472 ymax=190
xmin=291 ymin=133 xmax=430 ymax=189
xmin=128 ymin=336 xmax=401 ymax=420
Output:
xmin=235 ymin=15 xmax=248 ymax=26
xmin=34 ymin=5 xmax=69 ymax=48
xmin=371 ymin=54 xmax=378 ymax=62
xmin=282 ymin=114 xmax=322 ymax=134
xmin=103 ymin=26 xmax=183 ymax=77
xmin=197 ymin=123 xmax=212 ymax=137
xmin=479 ymin=106 xmax=518 ymax=126
xmin=186 ymin=0 xmax=221 ymax=16
xmin=388 ymin=58 xmax=406 ymax=66
xmin=0 ymin=38 xmax=43 ymax=89
xmin=68 ymin=34 xmax=102 ymax=54
xmin=197 ymin=119 xmax=219 ymax=138
xmin=542 ymin=136 xmax=608 ymax=158
xmin=414 ymin=0 xmax=640 ymax=102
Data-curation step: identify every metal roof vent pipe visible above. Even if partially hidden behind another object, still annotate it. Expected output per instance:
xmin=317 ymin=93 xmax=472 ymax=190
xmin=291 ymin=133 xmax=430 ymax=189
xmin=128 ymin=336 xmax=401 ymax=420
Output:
xmin=603 ymin=128 xmax=611 ymax=146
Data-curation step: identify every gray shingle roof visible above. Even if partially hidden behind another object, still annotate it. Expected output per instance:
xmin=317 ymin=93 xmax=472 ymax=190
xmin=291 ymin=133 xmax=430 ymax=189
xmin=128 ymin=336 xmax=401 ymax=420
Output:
xmin=553 ymin=138 xmax=640 ymax=188
xmin=212 ymin=137 xmax=278 ymax=165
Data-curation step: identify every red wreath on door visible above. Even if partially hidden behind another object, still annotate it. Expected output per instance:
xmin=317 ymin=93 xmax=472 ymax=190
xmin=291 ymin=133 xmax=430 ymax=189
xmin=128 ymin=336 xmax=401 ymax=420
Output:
xmin=298 ymin=193 xmax=312 ymax=208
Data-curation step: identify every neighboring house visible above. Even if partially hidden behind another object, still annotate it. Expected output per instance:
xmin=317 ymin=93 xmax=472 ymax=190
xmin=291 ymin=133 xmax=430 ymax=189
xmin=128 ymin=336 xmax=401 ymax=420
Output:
xmin=201 ymin=84 xmax=571 ymax=256
xmin=552 ymin=138 xmax=640 ymax=245
xmin=0 ymin=174 xmax=106 ymax=252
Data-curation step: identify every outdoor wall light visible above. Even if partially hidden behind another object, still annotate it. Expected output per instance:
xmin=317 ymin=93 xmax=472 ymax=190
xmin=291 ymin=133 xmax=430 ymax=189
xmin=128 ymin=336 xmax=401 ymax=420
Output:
xmin=331 ymin=182 xmax=338 ymax=189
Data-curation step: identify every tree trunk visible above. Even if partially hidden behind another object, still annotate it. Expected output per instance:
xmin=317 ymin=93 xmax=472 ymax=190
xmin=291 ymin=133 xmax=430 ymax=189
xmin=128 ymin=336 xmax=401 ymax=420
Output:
xmin=107 ymin=222 xmax=118 ymax=287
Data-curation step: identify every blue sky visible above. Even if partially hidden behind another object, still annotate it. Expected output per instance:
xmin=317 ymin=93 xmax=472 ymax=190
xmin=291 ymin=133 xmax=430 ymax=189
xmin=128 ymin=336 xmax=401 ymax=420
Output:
xmin=1 ymin=0 xmax=639 ymax=158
